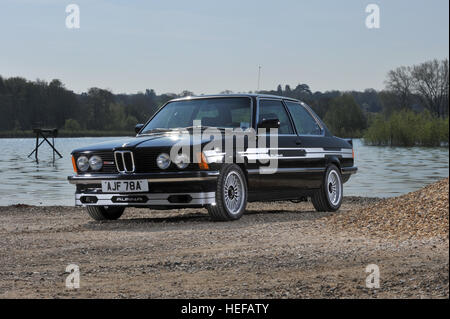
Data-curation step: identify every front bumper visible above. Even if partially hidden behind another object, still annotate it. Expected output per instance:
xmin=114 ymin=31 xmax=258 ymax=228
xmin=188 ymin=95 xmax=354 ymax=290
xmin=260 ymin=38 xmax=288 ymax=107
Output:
xmin=68 ymin=170 xmax=219 ymax=207
xmin=76 ymin=192 xmax=216 ymax=207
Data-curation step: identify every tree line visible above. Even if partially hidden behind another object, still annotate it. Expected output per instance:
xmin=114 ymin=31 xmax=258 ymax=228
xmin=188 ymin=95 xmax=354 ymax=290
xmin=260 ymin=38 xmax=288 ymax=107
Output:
xmin=0 ymin=77 xmax=175 ymax=133
xmin=0 ymin=58 xmax=448 ymax=145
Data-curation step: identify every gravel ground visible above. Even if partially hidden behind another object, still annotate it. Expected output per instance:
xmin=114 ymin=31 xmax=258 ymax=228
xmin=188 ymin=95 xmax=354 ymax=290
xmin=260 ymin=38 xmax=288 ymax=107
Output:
xmin=0 ymin=185 xmax=448 ymax=299
xmin=330 ymin=178 xmax=449 ymax=239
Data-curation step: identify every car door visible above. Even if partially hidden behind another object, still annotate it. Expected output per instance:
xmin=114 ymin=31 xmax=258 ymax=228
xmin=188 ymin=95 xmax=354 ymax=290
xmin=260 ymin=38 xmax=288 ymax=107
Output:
xmin=283 ymin=100 xmax=326 ymax=188
xmin=249 ymin=98 xmax=304 ymax=199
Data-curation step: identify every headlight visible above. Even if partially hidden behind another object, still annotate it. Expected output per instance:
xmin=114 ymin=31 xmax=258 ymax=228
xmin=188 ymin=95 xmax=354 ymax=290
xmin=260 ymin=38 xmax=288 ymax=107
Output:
xmin=89 ymin=155 xmax=103 ymax=171
xmin=76 ymin=156 xmax=89 ymax=172
xmin=174 ymin=153 xmax=189 ymax=169
xmin=156 ymin=153 xmax=171 ymax=169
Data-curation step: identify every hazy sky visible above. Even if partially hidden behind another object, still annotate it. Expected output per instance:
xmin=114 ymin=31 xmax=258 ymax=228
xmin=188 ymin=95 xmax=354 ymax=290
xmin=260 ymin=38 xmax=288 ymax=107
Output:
xmin=1 ymin=0 xmax=448 ymax=94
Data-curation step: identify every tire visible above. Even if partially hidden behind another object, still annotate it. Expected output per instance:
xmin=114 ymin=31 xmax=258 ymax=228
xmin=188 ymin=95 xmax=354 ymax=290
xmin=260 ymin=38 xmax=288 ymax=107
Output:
xmin=311 ymin=164 xmax=343 ymax=212
xmin=86 ymin=206 xmax=125 ymax=221
xmin=207 ymin=164 xmax=248 ymax=221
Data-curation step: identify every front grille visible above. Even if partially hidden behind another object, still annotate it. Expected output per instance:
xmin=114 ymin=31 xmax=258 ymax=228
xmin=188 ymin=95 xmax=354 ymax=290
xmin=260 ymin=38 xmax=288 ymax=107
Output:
xmin=114 ymin=151 xmax=135 ymax=173
xmin=134 ymin=148 xmax=164 ymax=172
xmin=75 ymin=149 xmax=197 ymax=174
xmin=134 ymin=148 xmax=196 ymax=172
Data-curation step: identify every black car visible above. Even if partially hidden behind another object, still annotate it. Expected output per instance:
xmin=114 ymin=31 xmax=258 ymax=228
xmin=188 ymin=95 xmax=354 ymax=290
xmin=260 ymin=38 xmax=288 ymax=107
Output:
xmin=68 ymin=94 xmax=357 ymax=221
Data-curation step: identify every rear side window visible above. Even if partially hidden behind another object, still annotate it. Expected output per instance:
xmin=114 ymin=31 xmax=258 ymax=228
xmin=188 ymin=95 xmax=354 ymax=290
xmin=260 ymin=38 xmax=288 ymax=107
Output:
xmin=285 ymin=101 xmax=322 ymax=135
xmin=258 ymin=100 xmax=294 ymax=134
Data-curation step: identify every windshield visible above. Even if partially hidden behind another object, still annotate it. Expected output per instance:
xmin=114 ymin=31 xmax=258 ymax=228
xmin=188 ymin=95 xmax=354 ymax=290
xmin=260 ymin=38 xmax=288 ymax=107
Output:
xmin=140 ymin=97 xmax=251 ymax=133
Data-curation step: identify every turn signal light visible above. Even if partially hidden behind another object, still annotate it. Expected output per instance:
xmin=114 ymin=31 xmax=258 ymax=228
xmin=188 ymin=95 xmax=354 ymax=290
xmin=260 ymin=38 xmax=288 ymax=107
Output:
xmin=197 ymin=152 xmax=209 ymax=170
xmin=71 ymin=155 xmax=77 ymax=173
xmin=352 ymin=149 xmax=356 ymax=160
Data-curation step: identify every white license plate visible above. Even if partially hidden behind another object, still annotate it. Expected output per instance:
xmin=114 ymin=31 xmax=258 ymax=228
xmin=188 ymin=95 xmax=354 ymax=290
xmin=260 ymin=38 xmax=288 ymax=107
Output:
xmin=101 ymin=180 xmax=148 ymax=193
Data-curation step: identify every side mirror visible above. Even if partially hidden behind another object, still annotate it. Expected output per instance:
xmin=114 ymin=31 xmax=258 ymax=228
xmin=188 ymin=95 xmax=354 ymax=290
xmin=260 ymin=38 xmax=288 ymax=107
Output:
xmin=258 ymin=117 xmax=280 ymax=129
xmin=135 ymin=124 xmax=144 ymax=134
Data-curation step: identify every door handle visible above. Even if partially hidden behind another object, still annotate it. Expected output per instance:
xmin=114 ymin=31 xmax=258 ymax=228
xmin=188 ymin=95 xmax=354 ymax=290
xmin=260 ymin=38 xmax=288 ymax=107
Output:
xmin=295 ymin=139 xmax=302 ymax=145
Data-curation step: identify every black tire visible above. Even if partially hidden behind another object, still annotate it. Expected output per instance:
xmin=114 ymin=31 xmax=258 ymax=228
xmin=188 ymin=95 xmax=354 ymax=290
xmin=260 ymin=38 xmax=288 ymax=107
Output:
xmin=207 ymin=164 xmax=248 ymax=221
xmin=86 ymin=206 xmax=125 ymax=221
xmin=311 ymin=164 xmax=343 ymax=212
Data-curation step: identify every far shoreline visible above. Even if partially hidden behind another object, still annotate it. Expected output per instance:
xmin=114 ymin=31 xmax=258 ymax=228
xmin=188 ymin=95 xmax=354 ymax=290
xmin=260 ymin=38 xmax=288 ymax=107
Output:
xmin=0 ymin=130 xmax=134 ymax=138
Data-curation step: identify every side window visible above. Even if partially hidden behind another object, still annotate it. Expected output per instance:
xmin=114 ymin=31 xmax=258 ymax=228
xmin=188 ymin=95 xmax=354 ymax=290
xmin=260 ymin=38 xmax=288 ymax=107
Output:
xmin=258 ymin=100 xmax=294 ymax=134
xmin=285 ymin=101 xmax=322 ymax=135
xmin=230 ymin=106 xmax=251 ymax=129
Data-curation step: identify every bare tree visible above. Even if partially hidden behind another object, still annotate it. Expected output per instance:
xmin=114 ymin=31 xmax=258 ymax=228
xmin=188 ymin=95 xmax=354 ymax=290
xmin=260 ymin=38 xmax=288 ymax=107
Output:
xmin=384 ymin=66 xmax=414 ymax=110
xmin=411 ymin=59 xmax=449 ymax=118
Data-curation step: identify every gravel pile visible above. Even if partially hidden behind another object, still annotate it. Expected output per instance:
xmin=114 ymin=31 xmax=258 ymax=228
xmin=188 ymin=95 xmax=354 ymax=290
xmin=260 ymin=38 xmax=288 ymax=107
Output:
xmin=330 ymin=178 xmax=449 ymax=239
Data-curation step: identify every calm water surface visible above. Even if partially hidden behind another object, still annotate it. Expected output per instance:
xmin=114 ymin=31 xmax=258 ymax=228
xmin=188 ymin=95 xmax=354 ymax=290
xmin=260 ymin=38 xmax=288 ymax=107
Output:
xmin=0 ymin=138 xmax=448 ymax=206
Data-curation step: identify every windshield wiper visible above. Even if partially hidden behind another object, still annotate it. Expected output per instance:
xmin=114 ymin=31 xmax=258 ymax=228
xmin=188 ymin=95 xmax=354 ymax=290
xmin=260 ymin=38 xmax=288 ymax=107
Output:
xmin=138 ymin=128 xmax=171 ymax=135
xmin=140 ymin=126 xmax=227 ymax=135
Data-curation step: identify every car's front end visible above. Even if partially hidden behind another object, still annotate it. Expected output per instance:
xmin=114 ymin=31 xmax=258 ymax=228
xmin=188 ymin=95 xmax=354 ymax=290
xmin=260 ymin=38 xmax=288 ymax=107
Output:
xmin=68 ymin=136 xmax=220 ymax=209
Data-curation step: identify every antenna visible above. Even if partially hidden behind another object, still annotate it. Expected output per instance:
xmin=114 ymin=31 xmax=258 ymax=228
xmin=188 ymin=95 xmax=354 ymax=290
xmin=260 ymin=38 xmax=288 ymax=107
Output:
xmin=257 ymin=65 xmax=261 ymax=92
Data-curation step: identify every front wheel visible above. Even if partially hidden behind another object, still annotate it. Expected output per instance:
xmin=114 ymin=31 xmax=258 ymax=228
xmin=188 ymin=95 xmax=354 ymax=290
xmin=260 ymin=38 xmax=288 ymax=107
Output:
xmin=311 ymin=164 xmax=343 ymax=212
xmin=207 ymin=164 xmax=248 ymax=221
xmin=86 ymin=206 xmax=125 ymax=221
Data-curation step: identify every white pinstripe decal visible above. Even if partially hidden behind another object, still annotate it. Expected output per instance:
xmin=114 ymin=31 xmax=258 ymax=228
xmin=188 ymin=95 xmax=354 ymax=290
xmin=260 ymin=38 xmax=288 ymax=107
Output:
xmin=202 ymin=148 xmax=353 ymax=163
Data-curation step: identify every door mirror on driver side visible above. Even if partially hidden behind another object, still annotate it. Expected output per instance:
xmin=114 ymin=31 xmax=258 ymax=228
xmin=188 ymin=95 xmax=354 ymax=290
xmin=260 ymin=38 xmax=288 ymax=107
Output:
xmin=135 ymin=123 xmax=144 ymax=134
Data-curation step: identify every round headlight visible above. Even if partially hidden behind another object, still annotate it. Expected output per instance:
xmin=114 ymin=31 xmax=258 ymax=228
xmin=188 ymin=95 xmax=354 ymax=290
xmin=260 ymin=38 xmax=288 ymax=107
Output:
xmin=174 ymin=153 xmax=189 ymax=169
xmin=156 ymin=153 xmax=171 ymax=169
xmin=89 ymin=155 xmax=103 ymax=171
xmin=76 ymin=156 xmax=89 ymax=172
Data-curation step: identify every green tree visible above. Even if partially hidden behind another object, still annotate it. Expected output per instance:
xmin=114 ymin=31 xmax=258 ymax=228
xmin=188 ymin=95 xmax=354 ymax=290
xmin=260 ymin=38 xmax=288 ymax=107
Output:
xmin=364 ymin=110 xmax=449 ymax=146
xmin=64 ymin=118 xmax=81 ymax=131
xmin=324 ymin=94 xmax=367 ymax=137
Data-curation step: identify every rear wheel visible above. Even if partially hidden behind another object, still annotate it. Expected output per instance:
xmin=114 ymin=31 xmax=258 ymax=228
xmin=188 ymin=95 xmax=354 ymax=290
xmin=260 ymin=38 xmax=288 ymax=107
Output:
xmin=311 ymin=164 xmax=343 ymax=212
xmin=86 ymin=206 xmax=125 ymax=221
xmin=207 ymin=164 xmax=247 ymax=221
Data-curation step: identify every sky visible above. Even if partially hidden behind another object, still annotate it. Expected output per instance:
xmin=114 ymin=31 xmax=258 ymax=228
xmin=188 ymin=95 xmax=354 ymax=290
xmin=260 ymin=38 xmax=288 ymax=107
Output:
xmin=0 ymin=0 xmax=448 ymax=95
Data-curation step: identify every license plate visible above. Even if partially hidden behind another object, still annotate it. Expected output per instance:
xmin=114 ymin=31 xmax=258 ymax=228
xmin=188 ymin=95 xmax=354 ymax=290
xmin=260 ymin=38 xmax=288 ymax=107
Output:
xmin=101 ymin=180 xmax=148 ymax=193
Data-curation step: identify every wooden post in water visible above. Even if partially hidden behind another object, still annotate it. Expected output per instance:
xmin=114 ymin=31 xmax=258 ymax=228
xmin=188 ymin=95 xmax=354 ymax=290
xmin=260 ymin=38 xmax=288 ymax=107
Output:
xmin=27 ymin=128 xmax=63 ymax=163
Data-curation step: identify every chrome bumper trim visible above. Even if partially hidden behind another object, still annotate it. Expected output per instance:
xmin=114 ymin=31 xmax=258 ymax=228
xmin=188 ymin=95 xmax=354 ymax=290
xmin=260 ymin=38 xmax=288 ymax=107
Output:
xmin=75 ymin=192 xmax=216 ymax=206
xmin=69 ymin=176 xmax=218 ymax=185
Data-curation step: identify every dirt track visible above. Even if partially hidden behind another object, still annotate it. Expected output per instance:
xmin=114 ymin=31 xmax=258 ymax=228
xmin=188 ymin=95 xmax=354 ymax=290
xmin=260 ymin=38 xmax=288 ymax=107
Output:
xmin=0 ymin=197 xmax=448 ymax=299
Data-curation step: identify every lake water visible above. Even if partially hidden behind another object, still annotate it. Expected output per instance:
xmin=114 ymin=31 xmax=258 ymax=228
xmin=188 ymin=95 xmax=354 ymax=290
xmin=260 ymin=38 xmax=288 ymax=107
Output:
xmin=0 ymin=138 xmax=448 ymax=206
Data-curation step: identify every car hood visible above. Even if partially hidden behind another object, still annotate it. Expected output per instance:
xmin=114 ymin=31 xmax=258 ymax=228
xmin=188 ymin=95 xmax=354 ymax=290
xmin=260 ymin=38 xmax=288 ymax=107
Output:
xmin=71 ymin=132 xmax=212 ymax=153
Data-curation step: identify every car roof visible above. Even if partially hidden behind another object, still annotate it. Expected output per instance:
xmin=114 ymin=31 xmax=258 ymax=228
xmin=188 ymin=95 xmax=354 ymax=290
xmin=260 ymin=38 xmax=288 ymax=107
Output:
xmin=169 ymin=93 xmax=302 ymax=103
